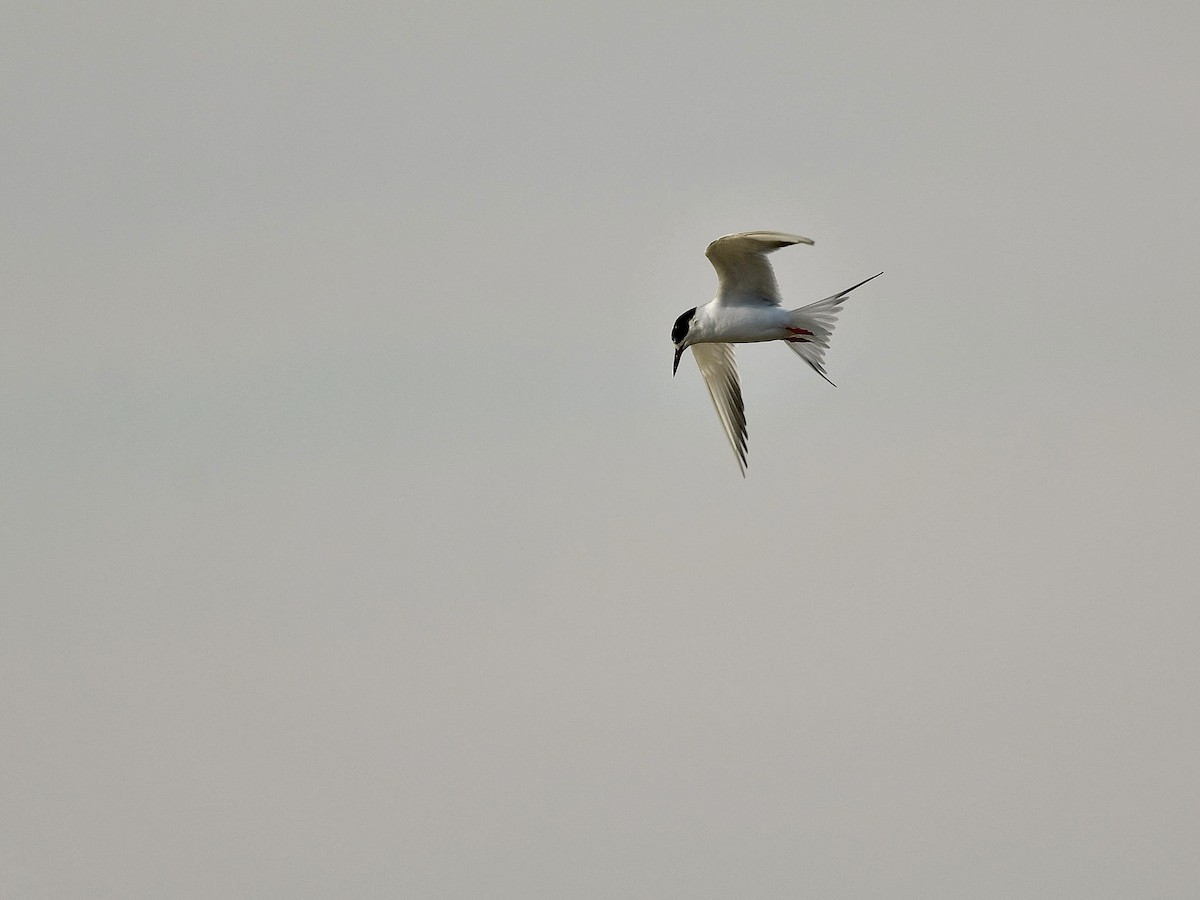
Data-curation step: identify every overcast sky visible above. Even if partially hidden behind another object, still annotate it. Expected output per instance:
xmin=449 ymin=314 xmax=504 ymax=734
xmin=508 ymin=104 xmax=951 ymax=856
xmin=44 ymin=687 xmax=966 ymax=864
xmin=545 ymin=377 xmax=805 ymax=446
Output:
xmin=4 ymin=2 xmax=1199 ymax=897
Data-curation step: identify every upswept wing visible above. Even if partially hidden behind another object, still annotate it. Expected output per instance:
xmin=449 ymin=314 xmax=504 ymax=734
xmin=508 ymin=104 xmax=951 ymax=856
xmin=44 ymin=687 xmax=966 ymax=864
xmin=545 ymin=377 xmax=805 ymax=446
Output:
xmin=691 ymin=342 xmax=748 ymax=476
xmin=705 ymin=231 xmax=814 ymax=307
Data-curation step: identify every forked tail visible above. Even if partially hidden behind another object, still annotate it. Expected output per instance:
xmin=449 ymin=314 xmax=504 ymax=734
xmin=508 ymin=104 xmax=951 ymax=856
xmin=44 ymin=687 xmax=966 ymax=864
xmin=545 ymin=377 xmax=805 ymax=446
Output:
xmin=785 ymin=272 xmax=882 ymax=385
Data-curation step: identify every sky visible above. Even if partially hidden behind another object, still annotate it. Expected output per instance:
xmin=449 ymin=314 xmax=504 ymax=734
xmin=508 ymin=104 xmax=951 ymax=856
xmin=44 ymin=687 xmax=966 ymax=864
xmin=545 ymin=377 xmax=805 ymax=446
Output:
xmin=4 ymin=2 xmax=1200 ymax=897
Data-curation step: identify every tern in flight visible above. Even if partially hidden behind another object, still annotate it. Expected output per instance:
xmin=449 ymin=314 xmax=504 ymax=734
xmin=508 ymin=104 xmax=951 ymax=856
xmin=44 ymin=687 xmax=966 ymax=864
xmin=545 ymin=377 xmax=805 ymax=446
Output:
xmin=671 ymin=231 xmax=881 ymax=475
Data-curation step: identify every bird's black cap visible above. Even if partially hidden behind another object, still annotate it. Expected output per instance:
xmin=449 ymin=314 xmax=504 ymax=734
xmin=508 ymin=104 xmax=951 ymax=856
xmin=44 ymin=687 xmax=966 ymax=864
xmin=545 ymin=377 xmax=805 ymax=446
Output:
xmin=671 ymin=307 xmax=697 ymax=345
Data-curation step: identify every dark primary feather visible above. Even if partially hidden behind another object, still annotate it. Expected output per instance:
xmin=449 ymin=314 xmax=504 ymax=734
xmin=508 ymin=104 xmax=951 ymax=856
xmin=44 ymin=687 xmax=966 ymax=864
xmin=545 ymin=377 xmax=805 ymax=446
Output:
xmin=691 ymin=342 xmax=748 ymax=475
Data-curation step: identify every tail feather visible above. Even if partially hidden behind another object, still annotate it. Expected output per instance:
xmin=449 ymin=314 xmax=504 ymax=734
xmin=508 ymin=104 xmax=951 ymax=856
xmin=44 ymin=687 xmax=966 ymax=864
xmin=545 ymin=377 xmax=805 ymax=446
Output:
xmin=785 ymin=272 xmax=882 ymax=385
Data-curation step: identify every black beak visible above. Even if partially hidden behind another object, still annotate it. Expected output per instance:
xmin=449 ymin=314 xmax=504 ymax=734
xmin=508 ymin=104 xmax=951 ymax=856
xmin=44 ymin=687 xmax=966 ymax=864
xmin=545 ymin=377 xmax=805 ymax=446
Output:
xmin=672 ymin=345 xmax=684 ymax=376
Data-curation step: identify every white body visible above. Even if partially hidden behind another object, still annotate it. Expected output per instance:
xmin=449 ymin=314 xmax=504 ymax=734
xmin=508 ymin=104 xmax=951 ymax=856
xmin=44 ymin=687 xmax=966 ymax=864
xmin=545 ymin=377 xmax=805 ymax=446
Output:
xmin=686 ymin=304 xmax=795 ymax=345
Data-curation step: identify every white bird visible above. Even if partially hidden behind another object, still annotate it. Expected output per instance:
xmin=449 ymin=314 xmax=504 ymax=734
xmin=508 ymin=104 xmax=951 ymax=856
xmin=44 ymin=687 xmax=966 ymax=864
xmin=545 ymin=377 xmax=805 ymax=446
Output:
xmin=671 ymin=231 xmax=881 ymax=475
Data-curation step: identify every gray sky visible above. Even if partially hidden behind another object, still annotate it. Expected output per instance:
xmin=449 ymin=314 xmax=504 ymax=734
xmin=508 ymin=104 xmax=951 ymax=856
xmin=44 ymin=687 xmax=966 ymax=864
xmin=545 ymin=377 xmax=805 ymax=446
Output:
xmin=4 ymin=2 xmax=1200 ymax=897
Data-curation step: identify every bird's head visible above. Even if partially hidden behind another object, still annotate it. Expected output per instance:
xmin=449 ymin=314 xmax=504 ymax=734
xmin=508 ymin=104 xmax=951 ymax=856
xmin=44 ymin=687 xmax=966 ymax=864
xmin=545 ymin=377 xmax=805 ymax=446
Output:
xmin=671 ymin=307 xmax=697 ymax=376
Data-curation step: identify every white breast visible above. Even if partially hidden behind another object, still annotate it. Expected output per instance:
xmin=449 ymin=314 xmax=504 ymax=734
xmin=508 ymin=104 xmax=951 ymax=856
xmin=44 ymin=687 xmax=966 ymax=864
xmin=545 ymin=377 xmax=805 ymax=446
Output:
xmin=696 ymin=303 xmax=791 ymax=344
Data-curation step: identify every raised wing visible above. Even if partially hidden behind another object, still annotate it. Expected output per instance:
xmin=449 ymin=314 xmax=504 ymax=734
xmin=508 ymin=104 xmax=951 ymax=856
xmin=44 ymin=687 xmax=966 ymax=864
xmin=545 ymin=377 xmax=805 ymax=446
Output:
xmin=691 ymin=342 xmax=748 ymax=476
xmin=705 ymin=231 xmax=814 ymax=307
